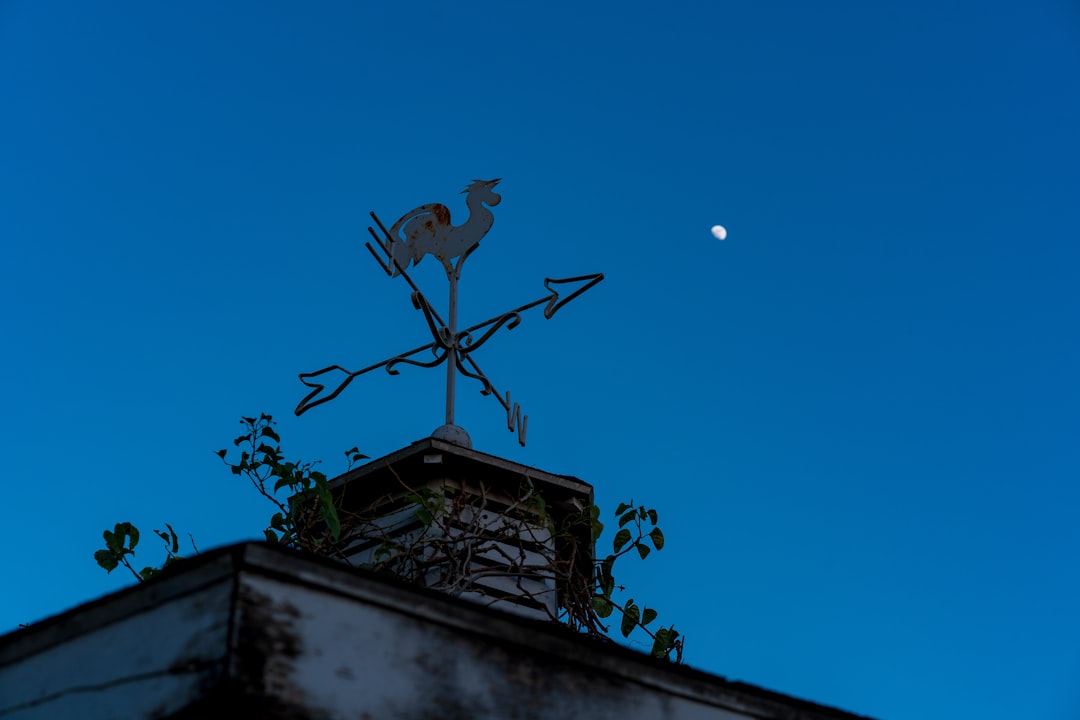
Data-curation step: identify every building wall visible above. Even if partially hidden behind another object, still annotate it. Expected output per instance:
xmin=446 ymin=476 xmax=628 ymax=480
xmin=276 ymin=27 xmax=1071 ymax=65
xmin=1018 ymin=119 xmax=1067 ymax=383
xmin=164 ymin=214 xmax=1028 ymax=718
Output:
xmin=0 ymin=544 xmax=874 ymax=720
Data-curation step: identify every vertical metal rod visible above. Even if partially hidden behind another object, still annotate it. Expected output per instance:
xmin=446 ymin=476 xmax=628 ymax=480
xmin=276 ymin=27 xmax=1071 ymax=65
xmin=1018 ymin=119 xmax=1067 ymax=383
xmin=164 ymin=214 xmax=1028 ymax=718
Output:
xmin=445 ymin=268 xmax=458 ymax=425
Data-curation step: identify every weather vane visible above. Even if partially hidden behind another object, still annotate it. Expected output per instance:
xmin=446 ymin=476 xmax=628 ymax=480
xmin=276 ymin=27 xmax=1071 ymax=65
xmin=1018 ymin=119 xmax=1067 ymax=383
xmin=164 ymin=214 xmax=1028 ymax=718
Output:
xmin=294 ymin=179 xmax=604 ymax=447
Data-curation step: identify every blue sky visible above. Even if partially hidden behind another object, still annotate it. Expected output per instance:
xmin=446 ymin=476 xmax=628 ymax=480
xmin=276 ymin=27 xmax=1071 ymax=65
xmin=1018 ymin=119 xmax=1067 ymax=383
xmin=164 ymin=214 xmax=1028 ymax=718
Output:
xmin=2 ymin=2 xmax=1078 ymax=718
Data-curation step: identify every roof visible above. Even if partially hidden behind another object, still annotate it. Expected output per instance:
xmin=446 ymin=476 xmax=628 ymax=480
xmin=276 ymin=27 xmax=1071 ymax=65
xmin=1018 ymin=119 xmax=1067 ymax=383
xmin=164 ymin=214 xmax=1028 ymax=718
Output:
xmin=1 ymin=542 xmax=878 ymax=720
xmin=327 ymin=435 xmax=594 ymax=506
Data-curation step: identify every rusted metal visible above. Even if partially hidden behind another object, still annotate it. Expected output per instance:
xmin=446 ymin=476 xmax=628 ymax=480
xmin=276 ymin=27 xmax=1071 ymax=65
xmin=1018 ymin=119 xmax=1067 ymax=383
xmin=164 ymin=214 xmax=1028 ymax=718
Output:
xmin=295 ymin=180 xmax=604 ymax=447
xmin=386 ymin=178 xmax=501 ymax=275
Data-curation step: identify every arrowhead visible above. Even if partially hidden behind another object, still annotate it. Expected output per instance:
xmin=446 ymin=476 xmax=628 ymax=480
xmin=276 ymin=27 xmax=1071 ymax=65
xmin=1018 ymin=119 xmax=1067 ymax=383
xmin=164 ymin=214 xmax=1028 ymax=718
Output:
xmin=296 ymin=366 xmax=353 ymax=415
xmin=542 ymin=273 xmax=605 ymax=319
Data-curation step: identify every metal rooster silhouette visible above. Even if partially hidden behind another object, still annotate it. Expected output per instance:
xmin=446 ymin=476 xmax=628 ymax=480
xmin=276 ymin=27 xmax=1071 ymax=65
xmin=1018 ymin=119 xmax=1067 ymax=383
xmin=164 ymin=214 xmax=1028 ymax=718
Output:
xmin=387 ymin=178 xmax=502 ymax=275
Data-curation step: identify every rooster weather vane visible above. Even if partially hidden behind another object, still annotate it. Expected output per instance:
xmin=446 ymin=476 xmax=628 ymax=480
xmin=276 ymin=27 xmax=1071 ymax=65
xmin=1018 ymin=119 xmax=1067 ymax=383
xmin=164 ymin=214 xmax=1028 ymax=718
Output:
xmin=295 ymin=179 xmax=604 ymax=447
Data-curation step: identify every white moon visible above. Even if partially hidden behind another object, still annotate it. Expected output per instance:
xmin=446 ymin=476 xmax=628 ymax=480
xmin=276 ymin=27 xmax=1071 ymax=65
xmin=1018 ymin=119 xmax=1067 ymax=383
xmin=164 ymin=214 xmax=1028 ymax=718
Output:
xmin=710 ymin=225 xmax=727 ymax=241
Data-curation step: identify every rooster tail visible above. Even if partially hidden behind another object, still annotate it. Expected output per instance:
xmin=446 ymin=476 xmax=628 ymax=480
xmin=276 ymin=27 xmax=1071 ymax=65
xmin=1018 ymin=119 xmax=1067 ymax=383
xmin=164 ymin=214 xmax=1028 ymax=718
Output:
xmin=388 ymin=238 xmax=411 ymax=276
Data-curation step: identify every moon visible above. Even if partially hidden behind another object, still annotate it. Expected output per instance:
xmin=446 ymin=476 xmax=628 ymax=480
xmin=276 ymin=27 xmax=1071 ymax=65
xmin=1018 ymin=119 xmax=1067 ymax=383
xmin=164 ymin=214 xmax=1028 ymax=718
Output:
xmin=710 ymin=225 xmax=727 ymax=241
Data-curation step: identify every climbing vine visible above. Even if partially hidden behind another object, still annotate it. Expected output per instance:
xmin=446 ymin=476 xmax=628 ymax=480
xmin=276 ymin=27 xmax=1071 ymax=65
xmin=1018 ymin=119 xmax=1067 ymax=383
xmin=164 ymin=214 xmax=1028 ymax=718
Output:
xmin=93 ymin=522 xmax=184 ymax=583
xmin=95 ymin=414 xmax=682 ymax=661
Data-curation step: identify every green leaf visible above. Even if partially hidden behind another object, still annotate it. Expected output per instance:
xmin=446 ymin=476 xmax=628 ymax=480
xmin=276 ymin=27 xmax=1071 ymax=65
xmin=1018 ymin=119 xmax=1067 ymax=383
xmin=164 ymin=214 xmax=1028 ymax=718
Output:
xmin=327 ymin=515 xmax=342 ymax=542
xmin=642 ymin=608 xmax=658 ymax=626
xmin=649 ymin=527 xmax=665 ymax=550
xmin=261 ymin=425 xmax=281 ymax=443
xmin=320 ymin=498 xmax=341 ymax=541
xmin=125 ymin=524 xmax=140 ymax=549
xmin=613 ymin=528 xmax=632 ymax=553
xmin=651 ymin=628 xmax=676 ymax=658
xmin=647 ymin=509 xmax=658 ymax=525
xmin=534 ymin=493 xmax=547 ymax=521
xmin=264 ymin=529 xmax=279 ymax=543
xmin=590 ymin=506 xmax=604 ymax=542
xmin=636 ymin=544 xmax=651 ymax=560
xmin=154 ymin=525 xmax=179 ymax=554
xmin=615 ymin=502 xmax=631 ymax=515
xmin=274 ymin=475 xmax=297 ymax=492
xmin=620 ymin=600 xmax=640 ymax=637
xmin=94 ymin=549 xmax=118 ymax=572
xmin=618 ymin=510 xmax=637 ymax=528
xmin=270 ymin=512 xmax=286 ymax=530
xmin=110 ymin=522 xmax=139 ymax=551
xmin=652 ymin=626 xmax=678 ymax=656
xmin=591 ymin=596 xmax=614 ymax=618
xmin=215 ymin=449 xmax=227 ymax=459
xmin=139 ymin=566 xmax=159 ymax=581
xmin=598 ymin=557 xmax=615 ymax=596
xmin=345 ymin=446 xmax=369 ymax=463
xmin=415 ymin=508 xmax=433 ymax=526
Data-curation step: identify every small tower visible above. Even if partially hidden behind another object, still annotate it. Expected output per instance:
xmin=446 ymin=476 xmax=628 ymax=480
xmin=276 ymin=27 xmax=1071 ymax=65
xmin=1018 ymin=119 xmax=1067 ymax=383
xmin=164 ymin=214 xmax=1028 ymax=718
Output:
xmin=292 ymin=180 xmax=604 ymax=619
xmin=327 ymin=437 xmax=593 ymax=619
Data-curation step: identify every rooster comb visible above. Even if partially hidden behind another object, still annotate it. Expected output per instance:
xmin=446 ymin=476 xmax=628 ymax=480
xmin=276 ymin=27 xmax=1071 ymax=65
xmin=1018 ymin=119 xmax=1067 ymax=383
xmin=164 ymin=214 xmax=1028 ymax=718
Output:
xmin=462 ymin=178 xmax=501 ymax=193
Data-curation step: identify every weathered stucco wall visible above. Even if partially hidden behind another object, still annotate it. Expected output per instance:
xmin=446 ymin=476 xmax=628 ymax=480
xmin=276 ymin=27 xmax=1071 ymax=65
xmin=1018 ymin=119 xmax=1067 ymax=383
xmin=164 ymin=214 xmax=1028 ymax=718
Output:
xmin=0 ymin=557 xmax=235 ymax=719
xmin=0 ymin=544 xmax=874 ymax=720
xmin=230 ymin=572 xmax=751 ymax=720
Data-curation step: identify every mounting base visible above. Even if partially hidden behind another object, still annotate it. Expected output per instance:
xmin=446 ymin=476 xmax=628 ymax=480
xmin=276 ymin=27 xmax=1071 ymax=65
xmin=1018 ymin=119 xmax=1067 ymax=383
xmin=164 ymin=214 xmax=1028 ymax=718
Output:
xmin=431 ymin=423 xmax=472 ymax=448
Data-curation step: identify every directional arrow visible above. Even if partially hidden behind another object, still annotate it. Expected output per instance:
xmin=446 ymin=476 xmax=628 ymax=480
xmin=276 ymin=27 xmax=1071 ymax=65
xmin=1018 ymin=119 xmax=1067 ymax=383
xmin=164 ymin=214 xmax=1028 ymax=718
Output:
xmin=295 ymin=273 xmax=604 ymax=422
